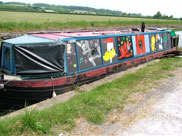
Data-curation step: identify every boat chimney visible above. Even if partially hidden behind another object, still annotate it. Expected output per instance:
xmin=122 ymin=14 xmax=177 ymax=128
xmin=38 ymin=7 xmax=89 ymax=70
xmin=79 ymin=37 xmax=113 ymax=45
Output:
xmin=141 ymin=22 xmax=145 ymax=32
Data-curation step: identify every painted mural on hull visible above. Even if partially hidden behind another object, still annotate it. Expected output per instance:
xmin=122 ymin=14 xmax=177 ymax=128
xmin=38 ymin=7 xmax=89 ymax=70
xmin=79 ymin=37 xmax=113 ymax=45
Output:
xmin=65 ymin=32 xmax=172 ymax=73
xmin=77 ymin=39 xmax=102 ymax=71
xmin=150 ymin=34 xmax=156 ymax=52
xmin=66 ymin=42 xmax=78 ymax=73
xmin=150 ymin=33 xmax=163 ymax=52
xmin=117 ymin=36 xmax=133 ymax=60
xmin=163 ymin=33 xmax=171 ymax=49
xmin=102 ymin=37 xmax=117 ymax=64
xmin=156 ymin=33 xmax=163 ymax=50
xmin=135 ymin=35 xmax=146 ymax=55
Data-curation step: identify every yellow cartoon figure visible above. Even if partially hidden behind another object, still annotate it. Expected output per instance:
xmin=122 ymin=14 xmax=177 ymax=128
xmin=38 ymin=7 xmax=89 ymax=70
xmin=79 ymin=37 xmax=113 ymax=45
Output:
xmin=103 ymin=48 xmax=116 ymax=62
xmin=103 ymin=38 xmax=117 ymax=63
xmin=151 ymin=36 xmax=156 ymax=51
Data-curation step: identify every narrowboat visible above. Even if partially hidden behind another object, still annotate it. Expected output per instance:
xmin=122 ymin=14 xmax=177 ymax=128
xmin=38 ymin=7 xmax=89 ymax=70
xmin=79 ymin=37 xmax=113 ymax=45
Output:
xmin=0 ymin=28 xmax=179 ymax=111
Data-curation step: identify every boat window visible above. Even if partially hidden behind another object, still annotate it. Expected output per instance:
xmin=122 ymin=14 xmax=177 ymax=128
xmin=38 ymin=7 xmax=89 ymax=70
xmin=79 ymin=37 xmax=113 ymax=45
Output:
xmin=3 ymin=47 xmax=11 ymax=69
xmin=117 ymin=36 xmax=134 ymax=60
xmin=5 ymin=48 xmax=10 ymax=62
xmin=76 ymin=39 xmax=102 ymax=71
xmin=91 ymin=47 xmax=98 ymax=57
xmin=102 ymin=37 xmax=117 ymax=64
xmin=65 ymin=42 xmax=78 ymax=73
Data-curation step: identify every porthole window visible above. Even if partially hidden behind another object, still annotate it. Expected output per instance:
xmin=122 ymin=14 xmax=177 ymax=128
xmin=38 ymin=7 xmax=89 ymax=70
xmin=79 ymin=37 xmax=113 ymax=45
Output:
xmin=3 ymin=47 xmax=11 ymax=70
xmin=139 ymin=40 xmax=143 ymax=49
xmin=91 ymin=47 xmax=98 ymax=57
xmin=5 ymin=48 xmax=10 ymax=63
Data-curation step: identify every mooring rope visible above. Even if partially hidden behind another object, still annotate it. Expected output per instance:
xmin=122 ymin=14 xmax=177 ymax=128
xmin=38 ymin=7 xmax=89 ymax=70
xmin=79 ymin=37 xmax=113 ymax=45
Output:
xmin=51 ymin=76 xmax=57 ymax=97
xmin=73 ymin=72 xmax=77 ymax=83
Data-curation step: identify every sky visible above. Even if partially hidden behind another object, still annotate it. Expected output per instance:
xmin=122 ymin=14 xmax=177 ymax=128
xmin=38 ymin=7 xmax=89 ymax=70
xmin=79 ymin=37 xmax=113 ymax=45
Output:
xmin=2 ymin=0 xmax=182 ymax=18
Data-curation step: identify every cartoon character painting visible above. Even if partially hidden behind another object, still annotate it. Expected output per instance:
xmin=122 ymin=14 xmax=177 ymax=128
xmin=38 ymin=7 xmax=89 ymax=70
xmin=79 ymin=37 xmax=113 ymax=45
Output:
xmin=163 ymin=34 xmax=168 ymax=49
xmin=156 ymin=34 xmax=163 ymax=50
xmin=167 ymin=33 xmax=171 ymax=48
xmin=163 ymin=33 xmax=171 ymax=49
xmin=118 ymin=36 xmax=133 ymax=60
xmin=151 ymin=36 xmax=156 ymax=52
xmin=102 ymin=38 xmax=117 ymax=63
xmin=135 ymin=35 xmax=146 ymax=55
xmin=77 ymin=39 xmax=101 ymax=68
xmin=66 ymin=43 xmax=78 ymax=73
xmin=66 ymin=44 xmax=73 ymax=54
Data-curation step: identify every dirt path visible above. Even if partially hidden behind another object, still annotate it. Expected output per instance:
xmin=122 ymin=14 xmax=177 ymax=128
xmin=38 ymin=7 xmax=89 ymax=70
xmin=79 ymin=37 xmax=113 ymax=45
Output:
xmin=123 ymin=68 xmax=182 ymax=135
xmin=61 ymin=68 xmax=182 ymax=136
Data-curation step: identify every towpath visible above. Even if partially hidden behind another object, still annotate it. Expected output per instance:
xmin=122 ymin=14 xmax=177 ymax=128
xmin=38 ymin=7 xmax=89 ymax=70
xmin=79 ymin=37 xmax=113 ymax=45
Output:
xmin=62 ymin=68 xmax=182 ymax=135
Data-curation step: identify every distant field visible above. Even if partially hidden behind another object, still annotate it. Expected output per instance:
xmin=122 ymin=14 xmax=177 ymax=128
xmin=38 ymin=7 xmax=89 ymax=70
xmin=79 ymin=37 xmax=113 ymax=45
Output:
xmin=0 ymin=11 xmax=164 ymax=23
xmin=0 ymin=11 xmax=182 ymax=32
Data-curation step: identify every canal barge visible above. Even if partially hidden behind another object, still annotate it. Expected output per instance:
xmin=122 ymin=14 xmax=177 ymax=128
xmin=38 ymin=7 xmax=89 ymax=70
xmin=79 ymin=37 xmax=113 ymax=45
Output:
xmin=0 ymin=28 xmax=179 ymax=110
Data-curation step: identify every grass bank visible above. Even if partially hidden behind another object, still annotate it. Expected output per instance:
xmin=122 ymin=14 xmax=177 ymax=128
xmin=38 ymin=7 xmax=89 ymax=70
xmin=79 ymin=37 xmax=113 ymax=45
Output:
xmin=0 ymin=11 xmax=182 ymax=32
xmin=0 ymin=58 xmax=182 ymax=135
xmin=0 ymin=20 xmax=181 ymax=32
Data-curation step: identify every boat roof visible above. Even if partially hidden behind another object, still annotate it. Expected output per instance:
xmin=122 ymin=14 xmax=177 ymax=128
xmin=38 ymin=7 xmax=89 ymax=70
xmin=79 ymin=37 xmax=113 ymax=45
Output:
xmin=3 ymin=28 xmax=165 ymax=45
xmin=3 ymin=35 xmax=56 ymax=45
xmin=29 ymin=30 xmax=128 ymax=41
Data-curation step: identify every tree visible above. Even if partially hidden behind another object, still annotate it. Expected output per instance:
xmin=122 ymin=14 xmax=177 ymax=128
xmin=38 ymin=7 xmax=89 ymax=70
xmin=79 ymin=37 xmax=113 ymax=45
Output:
xmin=169 ymin=15 xmax=173 ymax=19
xmin=162 ymin=14 xmax=168 ymax=19
xmin=154 ymin=11 xmax=162 ymax=18
xmin=122 ymin=12 xmax=127 ymax=16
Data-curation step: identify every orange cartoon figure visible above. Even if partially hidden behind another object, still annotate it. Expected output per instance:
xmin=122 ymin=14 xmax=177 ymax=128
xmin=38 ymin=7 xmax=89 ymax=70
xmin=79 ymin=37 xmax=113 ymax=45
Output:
xmin=118 ymin=36 xmax=133 ymax=60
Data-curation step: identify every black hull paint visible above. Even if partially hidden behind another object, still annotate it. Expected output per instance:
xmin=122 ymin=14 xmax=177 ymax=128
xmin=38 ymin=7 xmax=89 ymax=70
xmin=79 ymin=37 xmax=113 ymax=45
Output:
xmin=0 ymin=48 xmax=177 ymax=112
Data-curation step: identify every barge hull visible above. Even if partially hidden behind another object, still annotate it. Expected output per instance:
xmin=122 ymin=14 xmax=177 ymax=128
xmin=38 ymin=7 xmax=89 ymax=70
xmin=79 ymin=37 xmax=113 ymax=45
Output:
xmin=0 ymin=48 xmax=176 ymax=111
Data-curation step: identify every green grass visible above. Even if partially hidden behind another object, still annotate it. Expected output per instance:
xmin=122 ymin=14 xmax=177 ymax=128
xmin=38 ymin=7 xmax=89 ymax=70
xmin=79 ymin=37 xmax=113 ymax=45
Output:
xmin=0 ymin=58 xmax=182 ymax=136
xmin=0 ymin=11 xmax=182 ymax=32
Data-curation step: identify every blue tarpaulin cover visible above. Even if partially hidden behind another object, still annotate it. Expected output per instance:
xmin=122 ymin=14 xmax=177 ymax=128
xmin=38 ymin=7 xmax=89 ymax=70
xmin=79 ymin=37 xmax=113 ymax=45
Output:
xmin=4 ymin=35 xmax=56 ymax=45
xmin=1 ymin=35 xmax=65 ymax=75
